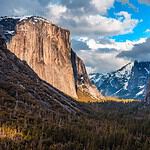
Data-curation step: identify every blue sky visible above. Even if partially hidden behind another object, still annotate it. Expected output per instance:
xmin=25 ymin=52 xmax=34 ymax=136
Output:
xmin=110 ymin=0 xmax=150 ymax=41
xmin=0 ymin=0 xmax=150 ymax=73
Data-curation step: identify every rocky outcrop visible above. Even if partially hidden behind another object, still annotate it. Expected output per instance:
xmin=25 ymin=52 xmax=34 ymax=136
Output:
xmin=0 ymin=16 xmax=101 ymax=101
xmin=0 ymin=35 xmax=83 ymax=117
xmin=6 ymin=17 xmax=77 ymax=98
xmin=71 ymin=50 xmax=101 ymax=101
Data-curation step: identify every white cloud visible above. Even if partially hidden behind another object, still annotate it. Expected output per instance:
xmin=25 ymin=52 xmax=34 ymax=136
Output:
xmin=0 ymin=0 xmax=139 ymax=38
xmin=72 ymin=37 xmax=147 ymax=73
xmin=46 ymin=4 xmax=67 ymax=20
xmin=145 ymin=29 xmax=150 ymax=33
xmin=45 ymin=2 xmax=139 ymax=37
xmin=91 ymin=0 xmax=114 ymax=14
xmin=86 ymin=38 xmax=146 ymax=51
xmin=0 ymin=0 xmax=45 ymax=17
xmin=117 ymin=38 xmax=150 ymax=61
xmin=13 ymin=8 xmax=28 ymax=16
xmin=77 ymin=49 xmax=129 ymax=73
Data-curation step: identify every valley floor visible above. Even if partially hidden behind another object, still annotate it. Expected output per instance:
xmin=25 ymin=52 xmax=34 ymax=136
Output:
xmin=0 ymin=101 xmax=150 ymax=150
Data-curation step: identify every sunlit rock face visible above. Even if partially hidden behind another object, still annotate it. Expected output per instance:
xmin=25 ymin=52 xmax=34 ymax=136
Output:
xmin=0 ymin=16 xmax=101 ymax=101
xmin=0 ymin=35 xmax=83 ymax=115
xmin=5 ymin=16 xmax=77 ymax=98
xmin=71 ymin=50 xmax=102 ymax=100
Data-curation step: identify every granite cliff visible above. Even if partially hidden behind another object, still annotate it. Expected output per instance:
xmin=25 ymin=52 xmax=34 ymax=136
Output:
xmin=0 ymin=16 xmax=101 ymax=101
xmin=71 ymin=50 xmax=101 ymax=101
xmin=0 ymin=34 xmax=84 ymax=119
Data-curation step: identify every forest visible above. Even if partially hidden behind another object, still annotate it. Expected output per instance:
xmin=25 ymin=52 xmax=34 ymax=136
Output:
xmin=0 ymin=101 xmax=150 ymax=150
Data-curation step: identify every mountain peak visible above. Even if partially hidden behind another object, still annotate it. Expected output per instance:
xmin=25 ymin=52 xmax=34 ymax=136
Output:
xmin=0 ymin=16 xmax=50 ymax=23
xmin=112 ymin=62 xmax=134 ymax=79
xmin=90 ymin=61 xmax=150 ymax=100
xmin=0 ymin=16 xmax=70 ymax=41
xmin=117 ymin=62 xmax=133 ymax=72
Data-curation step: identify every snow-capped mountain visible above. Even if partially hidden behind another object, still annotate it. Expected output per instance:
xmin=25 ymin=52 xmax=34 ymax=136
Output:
xmin=90 ymin=61 xmax=150 ymax=100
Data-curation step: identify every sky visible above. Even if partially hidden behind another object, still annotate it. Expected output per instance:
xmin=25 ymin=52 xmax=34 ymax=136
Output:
xmin=0 ymin=0 xmax=150 ymax=73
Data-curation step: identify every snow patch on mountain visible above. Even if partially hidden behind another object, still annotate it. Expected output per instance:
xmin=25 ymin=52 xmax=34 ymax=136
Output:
xmin=90 ymin=61 xmax=150 ymax=100
xmin=0 ymin=16 xmax=53 ymax=41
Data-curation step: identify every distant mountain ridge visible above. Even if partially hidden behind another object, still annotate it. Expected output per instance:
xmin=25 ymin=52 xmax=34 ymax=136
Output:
xmin=90 ymin=61 xmax=150 ymax=100
xmin=0 ymin=16 xmax=102 ymax=101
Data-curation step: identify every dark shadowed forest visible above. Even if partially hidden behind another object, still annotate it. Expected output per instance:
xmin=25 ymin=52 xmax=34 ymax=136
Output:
xmin=1 ymin=101 xmax=150 ymax=150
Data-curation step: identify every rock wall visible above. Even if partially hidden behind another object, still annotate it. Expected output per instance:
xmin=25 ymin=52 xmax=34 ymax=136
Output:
xmin=7 ymin=17 xmax=77 ymax=98
xmin=2 ymin=16 xmax=101 ymax=100
xmin=71 ymin=50 xmax=102 ymax=100
xmin=0 ymin=35 xmax=82 ymax=115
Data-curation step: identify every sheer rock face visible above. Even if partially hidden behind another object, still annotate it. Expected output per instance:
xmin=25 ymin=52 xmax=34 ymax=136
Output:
xmin=71 ymin=50 xmax=101 ymax=99
xmin=1 ymin=16 xmax=101 ymax=100
xmin=7 ymin=17 xmax=77 ymax=98
xmin=0 ymin=36 xmax=83 ymax=115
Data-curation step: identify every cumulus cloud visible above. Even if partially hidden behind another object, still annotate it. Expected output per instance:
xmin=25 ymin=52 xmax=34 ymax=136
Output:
xmin=91 ymin=0 xmax=114 ymax=14
xmin=117 ymin=38 xmax=150 ymax=61
xmin=0 ymin=0 xmax=139 ymax=37
xmin=86 ymin=38 xmax=146 ymax=51
xmin=46 ymin=2 xmax=139 ymax=37
xmin=145 ymin=29 xmax=150 ymax=33
xmin=0 ymin=0 xmax=43 ymax=16
xmin=72 ymin=37 xmax=147 ymax=73
xmin=71 ymin=39 xmax=90 ymax=51
xmin=46 ymin=3 xmax=67 ymax=20
xmin=77 ymin=49 xmax=129 ymax=73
